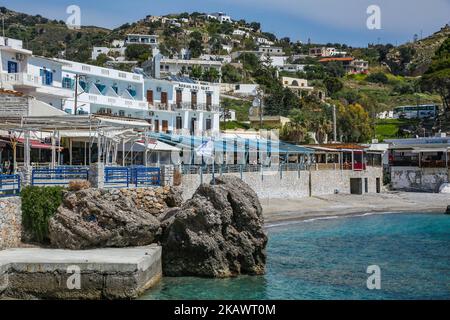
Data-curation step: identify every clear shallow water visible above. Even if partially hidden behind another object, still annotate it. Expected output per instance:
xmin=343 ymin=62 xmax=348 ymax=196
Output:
xmin=142 ymin=213 xmax=450 ymax=300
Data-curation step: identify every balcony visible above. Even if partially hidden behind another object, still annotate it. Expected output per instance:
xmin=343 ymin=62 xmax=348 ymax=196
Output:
xmin=83 ymin=93 xmax=148 ymax=110
xmin=0 ymin=73 xmax=73 ymax=98
xmin=1 ymin=72 xmax=41 ymax=88
xmin=169 ymin=102 xmax=220 ymax=112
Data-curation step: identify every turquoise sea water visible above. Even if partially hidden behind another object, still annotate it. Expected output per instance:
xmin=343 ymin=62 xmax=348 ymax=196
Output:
xmin=142 ymin=213 xmax=450 ymax=300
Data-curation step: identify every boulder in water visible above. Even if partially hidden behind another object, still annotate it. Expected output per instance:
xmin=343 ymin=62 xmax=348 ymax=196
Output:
xmin=160 ymin=176 xmax=267 ymax=277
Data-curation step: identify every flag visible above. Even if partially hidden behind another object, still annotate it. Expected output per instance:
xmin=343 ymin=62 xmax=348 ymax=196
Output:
xmin=195 ymin=139 xmax=214 ymax=159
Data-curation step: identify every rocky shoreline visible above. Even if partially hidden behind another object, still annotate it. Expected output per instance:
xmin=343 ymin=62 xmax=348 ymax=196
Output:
xmin=1 ymin=176 xmax=268 ymax=299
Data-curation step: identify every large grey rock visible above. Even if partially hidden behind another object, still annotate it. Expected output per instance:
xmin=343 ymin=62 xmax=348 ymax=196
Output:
xmin=161 ymin=176 xmax=267 ymax=277
xmin=49 ymin=189 xmax=162 ymax=249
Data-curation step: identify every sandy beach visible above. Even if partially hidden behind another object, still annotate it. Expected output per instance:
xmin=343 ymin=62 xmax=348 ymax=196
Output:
xmin=262 ymin=192 xmax=450 ymax=224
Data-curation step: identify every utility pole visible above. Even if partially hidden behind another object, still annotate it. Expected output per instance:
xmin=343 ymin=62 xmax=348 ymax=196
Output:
xmin=259 ymin=89 xmax=263 ymax=130
xmin=74 ymin=74 xmax=79 ymax=115
xmin=332 ymin=104 xmax=337 ymax=143
xmin=74 ymin=74 xmax=85 ymax=115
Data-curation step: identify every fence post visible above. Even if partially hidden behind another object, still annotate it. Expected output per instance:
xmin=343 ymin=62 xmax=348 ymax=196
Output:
xmin=88 ymin=162 xmax=105 ymax=189
xmin=240 ymin=164 xmax=243 ymax=180
xmin=160 ymin=165 xmax=174 ymax=186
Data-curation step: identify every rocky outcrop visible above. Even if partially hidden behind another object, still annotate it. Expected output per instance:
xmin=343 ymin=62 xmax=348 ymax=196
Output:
xmin=160 ymin=176 xmax=267 ymax=277
xmin=48 ymin=186 xmax=181 ymax=250
xmin=0 ymin=197 xmax=22 ymax=250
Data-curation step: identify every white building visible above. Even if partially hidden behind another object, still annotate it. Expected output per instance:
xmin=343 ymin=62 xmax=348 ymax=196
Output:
xmin=256 ymin=37 xmax=274 ymax=46
xmin=208 ymin=12 xmax=232 ymax=23
xmin=144 ymin=77 xmax=220 ymax=136
xmin=282 ymin=76 xmax=325 ymax=101
xmin=124 ymin=34 xmax=158 ymax=48
xmin=258 ymin=46 xmax=284 ymax=56
xmin=261 ymin=55 xmax=288 ymax=68
xmin=0 ymin=36 xmax=221 ymax=137
xmin=0 ymin=37 xmax=73 ymax=109
xmin=278 ymin=64 xmax=306 ymax=73
xmin=143 ymin=58 xmax=222 ymax=80
xmin=91 ymin=46 xmax=126 ymax=61
xmin=309 ymin=47 xmax=347 ymax=57
xmin=232 ymin=29 xmax=248 ymax=37
xmin=220 ymin=83 xmax=259 ymax=97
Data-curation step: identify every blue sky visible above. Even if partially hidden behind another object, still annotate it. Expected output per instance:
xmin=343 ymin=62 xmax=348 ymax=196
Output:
xmin=3 ymin=0 xmax=450 ymax=47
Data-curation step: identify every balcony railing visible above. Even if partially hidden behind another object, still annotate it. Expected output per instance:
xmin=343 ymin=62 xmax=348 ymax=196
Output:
xmin=167 ymin=102 xmax=220 ymax=112
xmin=0 ymin=72 xmax=41 ymax=87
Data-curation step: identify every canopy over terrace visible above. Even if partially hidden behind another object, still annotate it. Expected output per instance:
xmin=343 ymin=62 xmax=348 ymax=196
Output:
xmin=149 ymin=132 xmax=314 ymax=166
xmin=0 ymin=114 xmax=151 ymax=169
xmin=388 ymin=143 xmax=450 ymax=168
xmin=301 ymin=143 xmax=373 ymax=170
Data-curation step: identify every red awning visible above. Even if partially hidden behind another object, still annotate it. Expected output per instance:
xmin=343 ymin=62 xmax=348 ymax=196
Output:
xmin=16 ymin=138 xmax=63 ymax=151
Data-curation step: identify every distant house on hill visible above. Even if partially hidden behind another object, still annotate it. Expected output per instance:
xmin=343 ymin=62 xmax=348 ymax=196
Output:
xmin=318 ymin=57 xmax=369 ymax=74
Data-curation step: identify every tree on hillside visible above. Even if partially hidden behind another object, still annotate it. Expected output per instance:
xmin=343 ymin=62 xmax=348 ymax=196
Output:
xmin=366 ymin=72 xmax=388 ymax=84
xmin=323 ymin=77 xmax=343 ymax=96
xmin=337 ymin=103 xmax=373 ymax=143
xmin=125 ymin=44 xmax=151 ymax=63
xmin=324 ymin=61 xmax=346 ymax=78
xmin=249 ymin=22 xmax=261 ymax=32
xmin=202 ymin=68 xmax=220 ymax=82
xmin=190 ymin=65 xmax=203 ymax=79
xmin=221 ymin=64 xmax=243 ymax=83
xmin=188 ymin=31 xmax=204 ymax=58
xmin=421 ymin=37 xmax=450 ymax=114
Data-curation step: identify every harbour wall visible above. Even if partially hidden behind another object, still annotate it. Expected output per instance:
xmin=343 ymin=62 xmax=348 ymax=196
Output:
xmin=181 ymin=167 xmax=383 ymax=200
xmin=391 ymin=167 xmax=449 ymax=192
xmin=0 ymin=198 xmax=22 ymax=250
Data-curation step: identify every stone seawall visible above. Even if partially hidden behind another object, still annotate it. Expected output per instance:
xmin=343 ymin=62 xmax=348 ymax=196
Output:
xmin=181 ymin=167 xmax=383 ymax=200
xmin=0 ymin=198 xmax=22 ymax=250
xmin=0 ymin=245 xmax=162 ymax=299
xmin=391 ymin=167 xmax=449 ymax=192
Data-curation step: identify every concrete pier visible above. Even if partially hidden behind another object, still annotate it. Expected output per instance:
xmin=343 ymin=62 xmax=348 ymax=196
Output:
xmin=0 ymin=245 xmax=162 ymax=299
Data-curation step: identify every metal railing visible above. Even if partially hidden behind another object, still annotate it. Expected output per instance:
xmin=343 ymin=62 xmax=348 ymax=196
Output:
xmin=131 ymin=167 xmax=161 ymax=187
xmin=104 ymin=167 xmax=130 ymax=188
xmin=180 ymin=163 xmax=309 ymax=175
xmin=104 ymin=166 xmax=161 ymax=188
xmin=0 ymin=174 xmax=21 ymax=197
xmin=31 ymin=167 xmax=89 ymax=186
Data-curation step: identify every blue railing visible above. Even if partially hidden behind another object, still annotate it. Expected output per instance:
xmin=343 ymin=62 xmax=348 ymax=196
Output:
xmin=31 ymin=167 xmax=89 ymax=186
xmin=104 ymin=166 xmax=160 ymax=188
xmin=0 ymin=174 xmax=21 ymax=197
xmin=131 ymin=167 xmax=160 ymax=187
xmin=104 ymin=167 xmax=130 ymax=188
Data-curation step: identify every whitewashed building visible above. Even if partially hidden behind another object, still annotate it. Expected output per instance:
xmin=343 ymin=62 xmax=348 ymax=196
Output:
xmin=0 ymin=36 xmax=221 ymax=137
xmin=124 ymin=34 xmax=158 ymax=48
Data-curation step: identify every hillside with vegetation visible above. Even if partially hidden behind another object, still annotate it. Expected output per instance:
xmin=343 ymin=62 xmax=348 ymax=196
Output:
xmin=1 ymin=6 xmax=449 ymax=142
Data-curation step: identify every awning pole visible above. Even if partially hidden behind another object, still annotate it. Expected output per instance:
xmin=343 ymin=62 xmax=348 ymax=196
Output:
xmin=122 ymin=139 xmax=125 ymax=167
xmin=69 ymin=138 xmax=72 ymax=166
xmin=24 ymin=130 xmax=31 ymax=169
xmin=51 ymin=131 xmax=56 ymax=169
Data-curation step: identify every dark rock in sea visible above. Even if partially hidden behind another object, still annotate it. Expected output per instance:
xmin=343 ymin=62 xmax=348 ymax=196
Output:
xmin=48 ymin=187 xmax=180 ymax=249
xmin=160 ymin=176 xmax=268 ymax=277
xmin=446 ymin=205 xmax=450 ymax=215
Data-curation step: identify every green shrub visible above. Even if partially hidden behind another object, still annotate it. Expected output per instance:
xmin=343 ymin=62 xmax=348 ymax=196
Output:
xmin=366 ymin=72 xmax=389 ymax=84
xmin=21 ymin=186 xmax=65 ymax=243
